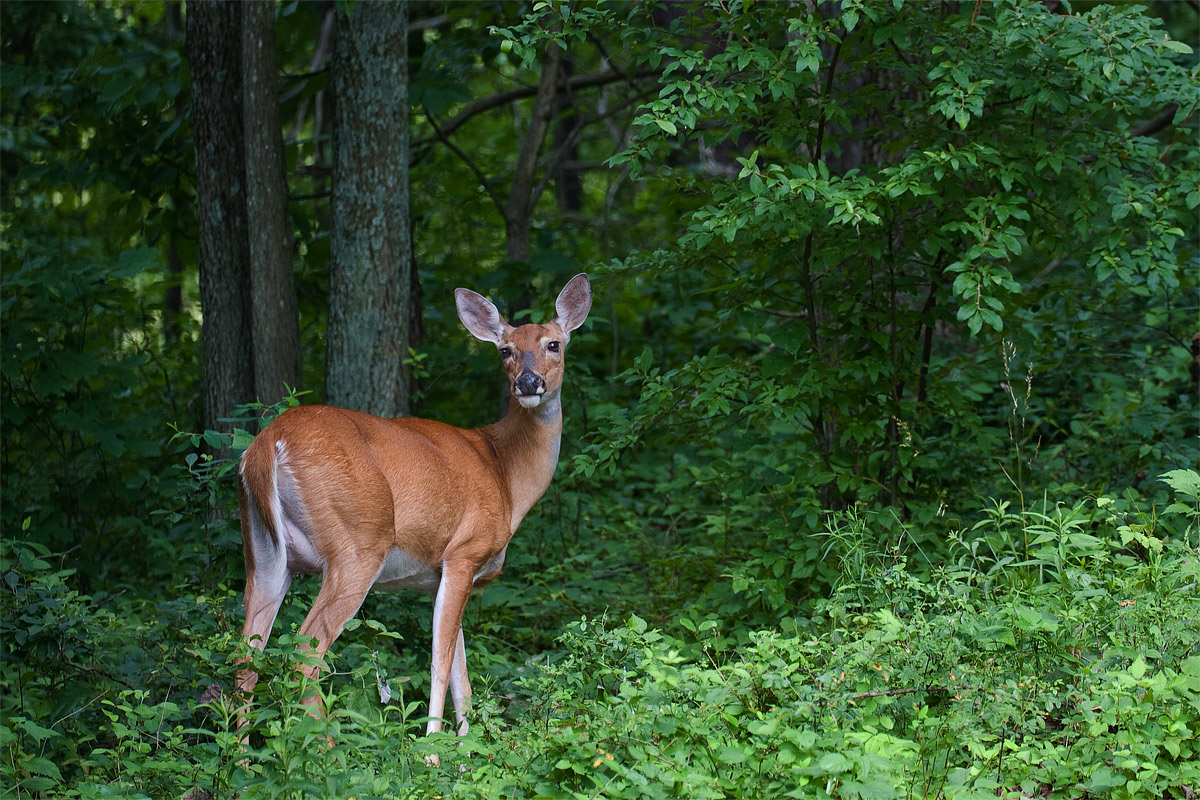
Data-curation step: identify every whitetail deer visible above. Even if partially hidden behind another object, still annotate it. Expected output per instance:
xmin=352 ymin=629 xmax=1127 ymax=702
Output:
xmin=235 ymin=274 xmax=592 ymax=754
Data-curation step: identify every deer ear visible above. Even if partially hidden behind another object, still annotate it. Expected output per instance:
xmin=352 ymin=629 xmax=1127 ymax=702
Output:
xmin=553 ymin=274 xmax=592 ymax=334
xmin=456 ymin=288 xmax=508 ymax=344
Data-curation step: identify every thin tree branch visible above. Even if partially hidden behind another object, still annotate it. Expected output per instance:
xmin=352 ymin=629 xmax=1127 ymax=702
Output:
xmin=58 ymin=644 xmax=134 ymax=690
xmin=1075 ymin=303 xmax=1193 ymax=351
xmin=759 ymin=307 xmax=808 ymax=319
xmin=1029 ymin=252 xmax=1066 ymax=287
xmin=587 ymin=32 xmax=628 ymax=82
xmin=1130 ymin=103 xmax=1178 ymax=139
xmin=51 ymin=690 xmax=110 ymax=730
xmin=284 ymin=6 xmax=334 ymax=145
xmin=1078 ymin=104 xmax=1183 ymax=164
xmin=414 ymin=67 xmax=653 ymax=148
xmin=298 ymin=89 xmax=651 ymax=193
xmin=424 ymin=106 xmax=507 ymax=219
xmin=410 ymin=15 xmax=449 ymax=32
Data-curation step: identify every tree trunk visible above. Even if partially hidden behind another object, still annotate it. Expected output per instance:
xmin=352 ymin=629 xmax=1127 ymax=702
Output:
xmin=163 ymin=1 xmax=184 ymax=351
xmin=187 ymin=0 xmax=254 ymax=433
xmin=554 ymin=60 xmax=582 ymax=214
xmin=242 ymin=0 xmax=302 ymax=407
xmin=326 ymin=0 xmax=413 ymax=417
xmin=505 ymin=41 xmax=562 ymax=263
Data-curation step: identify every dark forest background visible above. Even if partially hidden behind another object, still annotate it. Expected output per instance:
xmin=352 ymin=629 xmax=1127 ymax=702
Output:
xmin=2 ymin=1 xmax=1198 ymax=797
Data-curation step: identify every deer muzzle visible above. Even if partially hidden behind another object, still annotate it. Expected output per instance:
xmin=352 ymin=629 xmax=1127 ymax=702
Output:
xmin=514 ymin=370 xmax=545 ymax=407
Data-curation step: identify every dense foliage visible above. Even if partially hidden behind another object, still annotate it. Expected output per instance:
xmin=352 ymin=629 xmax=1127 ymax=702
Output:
xmin=2 ymin=1 xmax=1197 ymax=798
xmin=3 ymin=483 xmax=1199 ymax=798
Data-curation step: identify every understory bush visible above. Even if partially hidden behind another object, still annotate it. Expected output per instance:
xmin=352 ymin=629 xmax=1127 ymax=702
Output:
xmin=4 ymin=472 xmax=1196 ymax=799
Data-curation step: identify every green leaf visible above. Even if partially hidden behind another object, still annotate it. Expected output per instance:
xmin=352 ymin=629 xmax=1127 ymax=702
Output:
xmin=1160 ymin=469 xmax=1200 ymax=496
xmin=26 ymin=756 xmax=62 ymax=781
xmin=817 ymin=751 xmax=853 ymax=774
xmin=16 ymin=719 xmax=60 ymax=743
xmin=98 ymin=74 xmax=137 ymax=106
xmin=231 ymin=428 xmax=257 ymax=451
xmin=1086 ymin=768 xmax=1123 ymax=792
xmin=714 ymin=745 xmax=747 ymax=763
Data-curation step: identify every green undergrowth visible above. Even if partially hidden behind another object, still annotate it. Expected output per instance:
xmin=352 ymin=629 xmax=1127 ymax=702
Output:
xmin=4 ymin=471 xmax=1199 ymax=798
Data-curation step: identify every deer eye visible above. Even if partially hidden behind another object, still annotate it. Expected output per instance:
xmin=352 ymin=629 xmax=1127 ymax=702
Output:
xmin=499 ymin=347 xmax=512 ymax=359
xmin=547 ymin=341 xmax=560 ymax=353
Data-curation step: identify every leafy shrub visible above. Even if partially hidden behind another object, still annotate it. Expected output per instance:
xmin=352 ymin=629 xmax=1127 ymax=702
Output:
xmin=6 ymin=459 xmax=1197 ymax=798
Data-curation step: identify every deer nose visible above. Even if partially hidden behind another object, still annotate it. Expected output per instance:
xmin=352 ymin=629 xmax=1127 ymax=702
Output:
xmin=514 ymin=371 xmax=544 ymax=397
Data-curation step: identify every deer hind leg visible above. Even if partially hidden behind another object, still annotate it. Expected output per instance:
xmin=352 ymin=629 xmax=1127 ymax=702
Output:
xmin=236 ymin=491 xmax=292 ymax=727
xmin=293 ymin=550 xmax=385 ymax=714
xmin=238 ymin=555 xmax=292 ymax=691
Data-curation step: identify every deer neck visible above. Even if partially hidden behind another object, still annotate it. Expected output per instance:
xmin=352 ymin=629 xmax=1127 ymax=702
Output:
xmin=482 ymin=390 xmax=564 ymax=533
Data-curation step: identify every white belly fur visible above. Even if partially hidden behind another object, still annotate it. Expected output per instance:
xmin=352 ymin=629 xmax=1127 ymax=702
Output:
xmin=373 ymin=547 xmax=442 ymax=593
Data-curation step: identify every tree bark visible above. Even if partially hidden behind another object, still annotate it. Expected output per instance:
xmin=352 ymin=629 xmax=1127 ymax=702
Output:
xmin=242 ymin=0 xmax=302 ymax=407
xmin=326 ymin=0 xmax=413 ymax=417
xmin=187 ymin=0 xmax=254 ymax=433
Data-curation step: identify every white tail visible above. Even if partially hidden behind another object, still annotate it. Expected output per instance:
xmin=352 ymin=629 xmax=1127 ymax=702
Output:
xmin=235 ymin=274 xmax=592 ymax=751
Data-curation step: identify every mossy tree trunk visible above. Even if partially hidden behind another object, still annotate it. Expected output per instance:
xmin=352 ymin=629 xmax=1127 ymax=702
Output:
xmin=186 ymin=0 xmax=254 ymax=434
xmin=326 ymin=1 xmax=413 ymax=418
xmin=242 ymin=0 xmax=302 ymax=408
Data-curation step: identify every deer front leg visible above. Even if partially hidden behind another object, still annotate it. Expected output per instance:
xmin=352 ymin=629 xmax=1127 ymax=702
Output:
xmin=445 ymin=547 xmax=506 ymax=737
xmin=427 ymin=566 xmax=473 ymax=734
xmin=425 ymin=566 xmax=474 ymax=766
xmin=449 ymin=628 xmax=471 ymax=735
